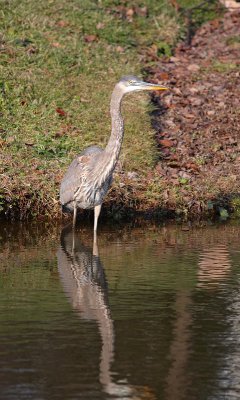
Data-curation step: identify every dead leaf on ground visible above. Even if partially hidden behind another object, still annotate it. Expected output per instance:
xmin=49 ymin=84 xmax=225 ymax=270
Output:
xmin=56 ymin=20 xmax=68 ymax=27
xmin=116 ymin=46 xmax=124 ymax=53
xmin=96 ymin=22 xmax=105 ymax=30
xmin=56 ymin=107 xmax=67 ymax=117
xmin=157 ymin=72 xmax=169 ymax=81
xmin=84 ymin=34 xmax=98 ymax=43
xmin=158 ymin=139 xmax=175 ymax=147
xmin=52 ymin=42 xmax=62 ymax=48
xmin=135 ymin=6 xmax=148 ymax=17
xmin=187 ymin=64 xmax=200 ymax=72
xmin=126 ymin=8 xmax=134 ymax=21
xmin=147 ymin=9 xmax=240 ymax=211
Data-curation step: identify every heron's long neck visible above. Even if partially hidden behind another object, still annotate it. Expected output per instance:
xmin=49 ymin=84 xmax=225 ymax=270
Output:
xmin=89 ymin=86 xmax=124 ymax=187
xmin=102 ymin=87 xmax=124 ymax=177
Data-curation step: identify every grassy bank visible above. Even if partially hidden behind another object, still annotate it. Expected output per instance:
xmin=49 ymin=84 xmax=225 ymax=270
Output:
xmin=1 ymin=0 xmax=233 ymax=221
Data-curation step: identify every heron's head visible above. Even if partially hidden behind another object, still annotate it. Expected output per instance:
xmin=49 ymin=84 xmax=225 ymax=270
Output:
xmin=118 ymin=75 xmax=168 ymax=94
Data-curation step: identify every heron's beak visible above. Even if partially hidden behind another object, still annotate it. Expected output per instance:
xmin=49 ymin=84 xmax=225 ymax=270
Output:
xmin=140 ymin=81 xmax=168 ymax=91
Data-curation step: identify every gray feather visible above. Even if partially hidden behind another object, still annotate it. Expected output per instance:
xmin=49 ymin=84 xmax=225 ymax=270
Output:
xmin=60 ymin=146 xmax=103 ymax=209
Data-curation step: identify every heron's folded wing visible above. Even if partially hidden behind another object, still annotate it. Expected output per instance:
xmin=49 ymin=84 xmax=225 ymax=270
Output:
xmin=60 ymin=147 xmax=103 ymax=206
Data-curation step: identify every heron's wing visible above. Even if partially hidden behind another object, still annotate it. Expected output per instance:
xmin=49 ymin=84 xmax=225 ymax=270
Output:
xmin=60 ymin=146 xmax=103 ymax=207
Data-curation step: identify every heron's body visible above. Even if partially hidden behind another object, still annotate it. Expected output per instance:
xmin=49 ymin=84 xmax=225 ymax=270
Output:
xmin=60 ymin=76 xmax=167 ymax=232
xmin=60 ymin=146 xmax=109 ymax=210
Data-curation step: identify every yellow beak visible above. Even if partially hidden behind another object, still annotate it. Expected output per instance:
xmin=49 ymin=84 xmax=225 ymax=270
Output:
xmin=139 ymin=81 xmax=168 ymax=91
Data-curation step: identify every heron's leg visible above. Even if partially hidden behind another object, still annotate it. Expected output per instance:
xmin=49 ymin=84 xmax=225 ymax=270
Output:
xmin=73 ymin=201 xmax=77 ymax=228
xmin=94 ymin=204 xmax=102 ymax=236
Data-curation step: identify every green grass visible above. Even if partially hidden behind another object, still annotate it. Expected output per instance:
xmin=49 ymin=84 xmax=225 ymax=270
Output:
xmin=211 ymin=60 xmax=239 ymax=73
xmin=226 ymin=35 xmax=240 ymax=46
xmin=0 ymin=0 xmax=221 ymax=218
xmin=0 ymin=0 xmax=179 ymax=167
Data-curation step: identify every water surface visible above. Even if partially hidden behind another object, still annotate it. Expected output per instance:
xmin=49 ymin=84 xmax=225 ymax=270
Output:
xmin=0 ymin=222 xmax=240 ymax=399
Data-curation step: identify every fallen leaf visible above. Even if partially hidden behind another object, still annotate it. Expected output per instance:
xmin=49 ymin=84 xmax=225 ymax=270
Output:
xmin=179 ymin=171 xmax=191 ymax=179
xmin=84 ymin=34 xmax=97 ymax=43
xmin=126 ymin=8 xmax=134 ymax=21
xmin=207 ymin=110 xmax=215 ymax=116
xmin=159 ymin=139 xmax=174 ymax=147
xmin=157 ymin=72 xmax=169 ymax=81
xmin=52 ymin=42 xmax=62 ymax=48
xmin=184 ymin=113 xmax=196 ymax=119
xmin=56 ymin=20 xmax=68 ymax=27
xmin=170 ymin=56 xmax=180 ymax=63
xmin=187 ymin=64 xmax=200 ymax=72
xmin=96 ymin=22 xmax=105 ymax=29
xmin=135 ymin=6 xmax=148 ymax=17
xmin=189 ymin=97 xmax=202 ymax=106
xmin=116 ymin=46 xmax=124 ymax=53
xmin=219 ymin=0 xmax=240 ymax=9
xmin=56 ymin=107 xmax=67 ymax=117
xmin=185 ymin=162 xmax=199 ymax=171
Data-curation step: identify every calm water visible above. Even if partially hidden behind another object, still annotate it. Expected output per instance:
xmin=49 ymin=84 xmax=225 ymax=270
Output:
xmin=0 ymin=221 xmax=240 ymax=400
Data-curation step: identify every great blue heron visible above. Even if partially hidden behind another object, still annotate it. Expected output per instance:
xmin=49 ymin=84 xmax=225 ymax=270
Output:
xmin=60 ymin=75 xmax=167 ymax=232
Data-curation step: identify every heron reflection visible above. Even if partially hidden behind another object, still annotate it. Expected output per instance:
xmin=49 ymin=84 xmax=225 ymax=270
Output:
xmin=57 ymin=226 xmax=156 ymax=400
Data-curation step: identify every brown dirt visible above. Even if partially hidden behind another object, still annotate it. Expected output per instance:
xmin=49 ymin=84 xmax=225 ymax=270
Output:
xmin=141 ymin=9 xmax=240 ymax=218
